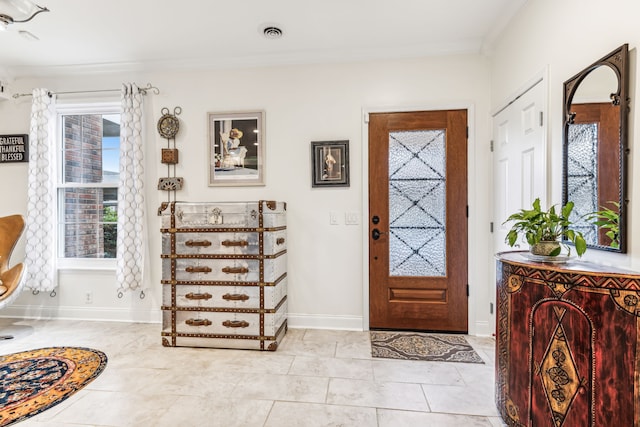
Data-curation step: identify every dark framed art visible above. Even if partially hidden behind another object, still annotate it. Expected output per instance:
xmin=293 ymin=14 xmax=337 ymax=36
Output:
xmin=311 ymin=140 xmax=349 ymax=187
xmin=0 ymin=134 xmax=28 ymax=163
xmin=208 ymin=111 xmax=265 ymax=186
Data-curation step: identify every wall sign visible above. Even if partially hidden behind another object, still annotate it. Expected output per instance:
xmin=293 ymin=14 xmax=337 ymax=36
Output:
xmin=0 ymin=134 xmax=28 ymax=163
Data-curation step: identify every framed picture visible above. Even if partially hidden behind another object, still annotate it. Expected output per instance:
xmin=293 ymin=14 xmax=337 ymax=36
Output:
xmin=311 ymin=140 xmax=349 ymax=187
xmin=208 ymin=111 xmax=265 ymax=186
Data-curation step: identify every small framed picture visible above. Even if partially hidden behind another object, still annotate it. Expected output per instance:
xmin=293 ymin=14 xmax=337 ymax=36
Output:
xmin=208 ymin=111 xmax=265 ymax=186
xmin=311 ymin=140 xmax=349 ymax=187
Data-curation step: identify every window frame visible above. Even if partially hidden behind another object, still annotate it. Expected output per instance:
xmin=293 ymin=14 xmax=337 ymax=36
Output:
xmin=55 ymin=102 xmax=121 ymax=271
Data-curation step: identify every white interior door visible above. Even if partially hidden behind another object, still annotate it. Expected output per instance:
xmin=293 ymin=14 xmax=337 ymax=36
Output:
xmin=493 ymin=80 xmax=547 ymax=253
xmin=490 ymin=79 xmax=547 ymax=333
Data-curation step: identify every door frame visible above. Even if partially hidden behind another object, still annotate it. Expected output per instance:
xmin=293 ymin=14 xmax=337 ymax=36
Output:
xmin=361 ymin=103 xmax=478 ymax=333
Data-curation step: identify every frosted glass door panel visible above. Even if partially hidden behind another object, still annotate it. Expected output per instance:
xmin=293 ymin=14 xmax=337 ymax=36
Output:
xmin=388 ymin=130 xmax=446 ymax=277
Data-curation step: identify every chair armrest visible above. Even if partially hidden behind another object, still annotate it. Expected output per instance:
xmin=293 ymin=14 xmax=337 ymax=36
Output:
xmin=0 ymin=264 xmax=25 ymax=302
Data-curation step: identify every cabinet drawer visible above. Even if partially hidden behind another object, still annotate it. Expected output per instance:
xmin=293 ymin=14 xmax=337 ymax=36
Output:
xmin=163 ymin=299 xmax=287 ymax=337
xmin=163 ymin=229 xmax=287 ymax=256
xmin=164 ymin=320 xmax=287 ymax=351
xmin=160 ymin=201 xmax=286 ymax=229
xmin=163 ymin=277 xmax=287 ymax=310
xmin=162 ymin=253 xmax=286 ymax=283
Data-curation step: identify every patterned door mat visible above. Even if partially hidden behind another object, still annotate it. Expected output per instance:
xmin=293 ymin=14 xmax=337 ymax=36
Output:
xmin=0 ymin=347 xmax=107 ymax=426
xmin=371 ymin=331 xmax=484 ymax=363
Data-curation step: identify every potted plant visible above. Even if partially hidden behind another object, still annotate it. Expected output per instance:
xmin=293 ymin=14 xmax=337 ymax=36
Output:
xmin=503 ymin=198 xmax=587 ymax=257
xmin=587 ymin=201 xmax=620 ymax=249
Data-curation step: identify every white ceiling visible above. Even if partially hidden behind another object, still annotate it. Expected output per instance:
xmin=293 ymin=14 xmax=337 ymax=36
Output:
xmin=0 ymin=0 xmax=526 ymax=79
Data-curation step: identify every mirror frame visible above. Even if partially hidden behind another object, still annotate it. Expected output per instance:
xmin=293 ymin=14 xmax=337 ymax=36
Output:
xmin=562 ymin=43 xmax=629 ymax=253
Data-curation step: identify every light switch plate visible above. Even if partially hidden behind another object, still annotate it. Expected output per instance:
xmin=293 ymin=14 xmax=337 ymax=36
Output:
xmin=345 ymin=212 xmax=359 ymax=225
xmin=329 ymin=211 xmax=339 ymax=225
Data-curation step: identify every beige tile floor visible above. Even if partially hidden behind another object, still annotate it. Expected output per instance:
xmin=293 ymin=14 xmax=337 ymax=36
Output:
xmin=0 ymin=319 xmax=506 ymax=427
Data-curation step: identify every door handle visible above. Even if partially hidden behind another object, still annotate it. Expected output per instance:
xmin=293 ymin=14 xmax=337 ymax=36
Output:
xmin=372 ymin=229 xmax=386 ymax=240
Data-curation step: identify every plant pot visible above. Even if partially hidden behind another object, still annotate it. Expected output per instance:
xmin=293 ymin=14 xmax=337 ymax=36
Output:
xmin=530 ymin=241 xmax=561 ymax=256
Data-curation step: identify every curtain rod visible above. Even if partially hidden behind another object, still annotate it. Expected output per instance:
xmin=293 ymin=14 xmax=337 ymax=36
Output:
xmin=11 ymin=83 xmax=160 ymax=99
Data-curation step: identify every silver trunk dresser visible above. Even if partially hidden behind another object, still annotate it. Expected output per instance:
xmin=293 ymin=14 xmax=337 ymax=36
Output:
xmin=159 ymin=200 xmax=287 ymax=350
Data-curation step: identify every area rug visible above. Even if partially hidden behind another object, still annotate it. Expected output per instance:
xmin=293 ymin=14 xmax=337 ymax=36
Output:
xmin=371 ymin=331 xmax=484 ymax=364
xmin=0 ymin=347 xmax=107 ymax=426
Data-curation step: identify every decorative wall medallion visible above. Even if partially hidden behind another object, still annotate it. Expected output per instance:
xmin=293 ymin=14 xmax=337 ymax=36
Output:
xmin=157 ymin=107 xmax=181 ymax=139
xmin=161 ymin=148 xmax=179 ymax=164
xmin=157 ymin=106 xmax=183 ymax=206
xmin=157 ymin=177 xmax=184 ymax=191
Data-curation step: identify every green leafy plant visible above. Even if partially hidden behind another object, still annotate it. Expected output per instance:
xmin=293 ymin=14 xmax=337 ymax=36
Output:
xmin=503 ymin=198 xmax=587 ymax=257
xmin=586 ymin=201 xmax=620 ymax=249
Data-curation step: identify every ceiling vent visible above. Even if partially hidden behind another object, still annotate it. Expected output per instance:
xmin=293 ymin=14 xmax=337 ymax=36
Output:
xmin=262 ymin=26 xmax=283 ymax=40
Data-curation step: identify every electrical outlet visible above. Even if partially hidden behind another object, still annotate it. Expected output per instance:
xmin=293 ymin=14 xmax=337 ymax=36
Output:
xmin=84 ymin=291 xmax=93 ymax=304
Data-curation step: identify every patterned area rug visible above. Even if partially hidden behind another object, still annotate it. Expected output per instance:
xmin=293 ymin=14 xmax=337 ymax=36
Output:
xmin=0 ymin=347 xmax=107 ymax=426
xmin=371 ymin=331 xmax=484 ymax=364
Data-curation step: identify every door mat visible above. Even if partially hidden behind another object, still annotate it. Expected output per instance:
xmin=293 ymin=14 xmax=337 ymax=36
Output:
xmin=370 ymin=331 xmax=484 ymax=363
xmin=0 ymin=347 xmax=107 ymax=426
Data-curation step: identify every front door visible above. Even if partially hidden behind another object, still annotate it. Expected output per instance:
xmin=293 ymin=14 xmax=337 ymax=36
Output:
xmin=368 ymin=110 xmax=468 ymax=332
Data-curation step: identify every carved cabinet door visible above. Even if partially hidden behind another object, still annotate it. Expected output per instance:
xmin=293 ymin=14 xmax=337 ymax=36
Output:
xmin=530 ymin=301 xmax=592 ymax=426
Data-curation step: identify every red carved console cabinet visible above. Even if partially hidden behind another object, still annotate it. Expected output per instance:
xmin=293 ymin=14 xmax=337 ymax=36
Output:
xmin=495 ymin=251 xmax=640 ymax=427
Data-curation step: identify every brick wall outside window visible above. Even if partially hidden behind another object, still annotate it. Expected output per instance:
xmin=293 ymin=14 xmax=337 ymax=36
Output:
xmin=63 ymin=115 xmax=106 ymax=258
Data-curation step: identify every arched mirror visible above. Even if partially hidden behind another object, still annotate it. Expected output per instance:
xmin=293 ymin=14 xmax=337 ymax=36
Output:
xmin=562 ymin=44 xmax=629 ymax=252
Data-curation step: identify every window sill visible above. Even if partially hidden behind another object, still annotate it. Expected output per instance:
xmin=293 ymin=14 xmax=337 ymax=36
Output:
xmin=57 ymin=258 xmax=117 ymax=272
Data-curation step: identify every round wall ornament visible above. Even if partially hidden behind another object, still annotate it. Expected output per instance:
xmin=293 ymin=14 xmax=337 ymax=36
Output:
xmin=157 ymin=107 xmax=181 ymax=139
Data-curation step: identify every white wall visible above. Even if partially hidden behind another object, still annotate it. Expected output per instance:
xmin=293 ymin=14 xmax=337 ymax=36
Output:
xmin=490 ymin=0 xmax=640 ymax=272
xmin=0 ymin=54 xmax=494 ymax=333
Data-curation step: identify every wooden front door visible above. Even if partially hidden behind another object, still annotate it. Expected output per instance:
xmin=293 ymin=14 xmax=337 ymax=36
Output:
xmin=368 ymin=110 xmax=468 ymax=332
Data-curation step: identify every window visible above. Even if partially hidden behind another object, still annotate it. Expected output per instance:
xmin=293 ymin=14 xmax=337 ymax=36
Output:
xmin=56 ymin=104 xmax=120 ymax=266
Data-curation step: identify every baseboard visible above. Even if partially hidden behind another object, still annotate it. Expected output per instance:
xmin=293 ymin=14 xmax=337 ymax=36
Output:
xmin=287 ymin=313 xmax=364 ymax=331
xmin=0 ymin=304 xmax=161 ymax=323
xmin=1 ymin=306 xmax=361 ymax=329
xmin=474 ymin=320 xmax=493 ymax=337
xmin=0 ymin=307 xmax=492 ymax=334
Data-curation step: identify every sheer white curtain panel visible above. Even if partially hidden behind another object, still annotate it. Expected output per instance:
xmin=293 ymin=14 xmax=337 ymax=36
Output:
xmin=116 ymin=83 xmax=147 ymax=295
xmin=24 ymin=88 xmax=57 ymax=293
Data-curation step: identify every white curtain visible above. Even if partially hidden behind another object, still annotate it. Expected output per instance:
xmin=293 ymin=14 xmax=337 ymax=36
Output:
xmin=24 ymin=88 xmax=57 ymax=293
xmin=116 ymin=83 xmax=146 ymax=294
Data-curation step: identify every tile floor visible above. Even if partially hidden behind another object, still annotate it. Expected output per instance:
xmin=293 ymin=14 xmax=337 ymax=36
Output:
xmin=0 ymin=319 xmax=506 ymax=427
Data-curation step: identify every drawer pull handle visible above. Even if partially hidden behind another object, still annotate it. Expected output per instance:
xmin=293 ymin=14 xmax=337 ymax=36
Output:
xmin=222 ymin=267 xmax=249 ymax=274
xmin=186 ymin=319 xmax=212 ymax=327
xmin=223 ymin=320 xmax=250 ymax=328
xmin=186 ymin=266 xmax=212 ymax=273
xmin=222 ymin=293 xmax=249 ymax=301
xmin=185 ymin=292 xmax=212 ymax=300
xmin=276 ymin=237 xmax=285 ymax=245
xmin=185 ymin=240 xmax=212 ymax=247
xmin=222 ymin=240 xmax=249 ymax=247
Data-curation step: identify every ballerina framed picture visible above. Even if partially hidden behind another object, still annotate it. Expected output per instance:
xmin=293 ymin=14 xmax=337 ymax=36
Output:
xmin=310 ymin=140 xmax=349 ymax=187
